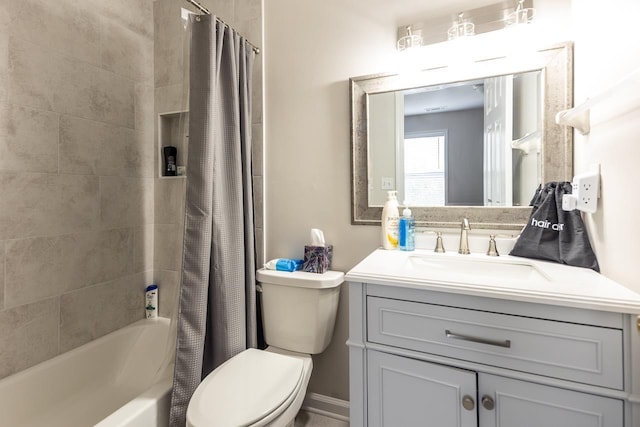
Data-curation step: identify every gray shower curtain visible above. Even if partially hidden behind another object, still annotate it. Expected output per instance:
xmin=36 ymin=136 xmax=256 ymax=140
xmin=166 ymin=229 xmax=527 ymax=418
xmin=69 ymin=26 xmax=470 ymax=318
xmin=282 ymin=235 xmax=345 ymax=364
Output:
xmin=169 ymin=14 xmax=257 ymax=427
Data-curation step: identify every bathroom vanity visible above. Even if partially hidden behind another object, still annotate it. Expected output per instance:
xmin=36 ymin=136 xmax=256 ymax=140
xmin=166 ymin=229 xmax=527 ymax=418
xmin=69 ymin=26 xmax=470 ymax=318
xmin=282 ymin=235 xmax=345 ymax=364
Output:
xmin=346 ymin=249 xmax=640 ymax=427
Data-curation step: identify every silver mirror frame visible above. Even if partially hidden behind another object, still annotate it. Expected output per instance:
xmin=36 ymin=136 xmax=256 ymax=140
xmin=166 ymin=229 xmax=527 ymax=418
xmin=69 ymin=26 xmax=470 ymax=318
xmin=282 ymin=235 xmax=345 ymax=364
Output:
xmin=350 ymin=42 xmax=573 ymax=230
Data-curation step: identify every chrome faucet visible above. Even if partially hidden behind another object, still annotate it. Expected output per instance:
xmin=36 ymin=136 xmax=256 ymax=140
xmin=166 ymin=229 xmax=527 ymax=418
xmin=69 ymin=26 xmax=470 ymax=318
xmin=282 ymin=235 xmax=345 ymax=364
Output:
xmin=487 ymin=234 xmax=499 ymax=257
xmin=458 ymin=218 xmax=471 ymax=254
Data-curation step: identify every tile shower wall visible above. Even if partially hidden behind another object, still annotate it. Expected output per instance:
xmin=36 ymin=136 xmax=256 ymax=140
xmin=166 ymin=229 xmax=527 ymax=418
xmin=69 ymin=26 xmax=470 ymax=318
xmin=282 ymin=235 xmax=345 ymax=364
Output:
xmin=0 ymin=0 xmax=155 ymax=379
xmin=152 ymin=0 xmax=264 ymax=315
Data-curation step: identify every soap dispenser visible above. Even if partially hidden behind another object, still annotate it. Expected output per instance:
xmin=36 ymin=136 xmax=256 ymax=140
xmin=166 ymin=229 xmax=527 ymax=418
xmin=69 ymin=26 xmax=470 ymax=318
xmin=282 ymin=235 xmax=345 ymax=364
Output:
xmin=399 ymin=202 xmax=415 ymax=251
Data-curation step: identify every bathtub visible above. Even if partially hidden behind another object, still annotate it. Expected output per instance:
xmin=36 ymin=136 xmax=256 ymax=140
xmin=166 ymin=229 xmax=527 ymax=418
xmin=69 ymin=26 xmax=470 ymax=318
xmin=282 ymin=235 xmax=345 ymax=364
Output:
xmin=0 ymin=317 xmax=175 ymax=427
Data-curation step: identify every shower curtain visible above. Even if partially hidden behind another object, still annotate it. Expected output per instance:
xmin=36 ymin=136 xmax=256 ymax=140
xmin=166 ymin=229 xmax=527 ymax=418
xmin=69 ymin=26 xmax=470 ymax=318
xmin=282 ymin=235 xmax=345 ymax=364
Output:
xmin=169 ymin=14 xmax=257 ymax=427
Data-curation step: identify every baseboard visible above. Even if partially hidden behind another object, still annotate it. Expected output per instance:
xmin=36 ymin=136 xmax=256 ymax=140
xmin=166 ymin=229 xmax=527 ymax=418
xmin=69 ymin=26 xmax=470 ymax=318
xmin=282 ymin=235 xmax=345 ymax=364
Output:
xmin=301 ymin=392 xmax=350 ymax=422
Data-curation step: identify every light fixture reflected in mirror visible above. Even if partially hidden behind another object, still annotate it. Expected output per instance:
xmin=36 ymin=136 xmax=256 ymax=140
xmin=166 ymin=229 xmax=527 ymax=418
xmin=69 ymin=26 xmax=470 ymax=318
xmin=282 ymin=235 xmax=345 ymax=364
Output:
xmin=506 ymin=0 xmax=536 ymax=26
xmin=397 ymin=26 xmax=423 ymax=51
xmin=447 ymin=13 xmax=475 ymax=40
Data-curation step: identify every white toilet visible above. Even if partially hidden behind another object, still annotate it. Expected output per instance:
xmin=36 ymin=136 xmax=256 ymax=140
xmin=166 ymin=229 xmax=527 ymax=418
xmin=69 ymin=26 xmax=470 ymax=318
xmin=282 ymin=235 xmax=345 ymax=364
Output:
xmin=186 ymin=269 xmax=344 ymax=427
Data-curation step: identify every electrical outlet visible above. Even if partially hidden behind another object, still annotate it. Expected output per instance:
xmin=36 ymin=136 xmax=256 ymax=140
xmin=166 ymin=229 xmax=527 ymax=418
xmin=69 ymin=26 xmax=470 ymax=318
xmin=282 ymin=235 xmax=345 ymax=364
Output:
xmin=572 ymin=171 xmax=599 ymax=213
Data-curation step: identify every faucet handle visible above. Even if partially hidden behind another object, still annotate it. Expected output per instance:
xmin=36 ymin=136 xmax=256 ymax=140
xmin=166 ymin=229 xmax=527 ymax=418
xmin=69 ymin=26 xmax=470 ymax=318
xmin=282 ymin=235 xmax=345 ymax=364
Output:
xmin=462 ymin=218 xmax=471 ymax=230
xmin=434 ymin=232 xmax=446 ymax=253
xmin=486 ymin=234 xmax=499 ymax=257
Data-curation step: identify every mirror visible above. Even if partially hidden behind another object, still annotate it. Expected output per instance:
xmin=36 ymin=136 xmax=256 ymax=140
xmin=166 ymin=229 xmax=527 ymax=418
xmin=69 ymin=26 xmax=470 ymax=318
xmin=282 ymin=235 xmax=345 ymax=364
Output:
xmin=350 ymin=42 xmax=573 ymax=229
xmin=368 ymin=70 xmax=541 ymax=208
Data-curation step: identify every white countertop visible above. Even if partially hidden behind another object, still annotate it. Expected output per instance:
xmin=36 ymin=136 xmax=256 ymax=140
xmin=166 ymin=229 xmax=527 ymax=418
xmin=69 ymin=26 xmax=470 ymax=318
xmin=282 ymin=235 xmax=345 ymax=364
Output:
xmin=346 ymin=249 xmax=640 ymax=314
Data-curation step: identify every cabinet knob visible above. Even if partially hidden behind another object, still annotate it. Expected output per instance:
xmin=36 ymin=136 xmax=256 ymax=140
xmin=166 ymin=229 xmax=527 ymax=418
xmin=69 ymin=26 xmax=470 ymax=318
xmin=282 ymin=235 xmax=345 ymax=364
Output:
xmin=481 ymin=395 xmax=495 ymax=410
xmin=462 ymin=395 xmax=475 ymax=411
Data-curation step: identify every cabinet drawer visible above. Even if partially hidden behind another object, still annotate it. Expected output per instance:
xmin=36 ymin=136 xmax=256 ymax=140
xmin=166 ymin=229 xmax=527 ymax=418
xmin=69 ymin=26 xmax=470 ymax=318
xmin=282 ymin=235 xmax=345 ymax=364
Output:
xmin=367 ymin=297 xmax=623 ymax=389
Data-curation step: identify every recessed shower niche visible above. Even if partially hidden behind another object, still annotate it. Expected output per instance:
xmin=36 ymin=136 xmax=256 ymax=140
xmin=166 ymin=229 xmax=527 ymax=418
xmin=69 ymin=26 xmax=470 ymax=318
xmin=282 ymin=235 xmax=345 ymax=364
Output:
xmin=158 ymin=111 xmax=189 ymax=178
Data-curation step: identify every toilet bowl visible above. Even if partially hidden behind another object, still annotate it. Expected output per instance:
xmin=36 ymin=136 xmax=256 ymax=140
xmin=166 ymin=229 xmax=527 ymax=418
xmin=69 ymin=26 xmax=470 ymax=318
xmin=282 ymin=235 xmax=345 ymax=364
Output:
xmin=186 ymin=269 xmax=343 ymax=427
xmin=186 ymin=347 xmax=312 ymax=427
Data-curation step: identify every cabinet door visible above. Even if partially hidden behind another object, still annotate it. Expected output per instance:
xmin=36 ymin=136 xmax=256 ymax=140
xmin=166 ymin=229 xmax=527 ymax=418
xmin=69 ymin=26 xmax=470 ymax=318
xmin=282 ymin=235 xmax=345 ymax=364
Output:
xmin=368 ymin=350 xmax=478 ymax=427
xmin=478 ymin=374 xmax=623 ymax=427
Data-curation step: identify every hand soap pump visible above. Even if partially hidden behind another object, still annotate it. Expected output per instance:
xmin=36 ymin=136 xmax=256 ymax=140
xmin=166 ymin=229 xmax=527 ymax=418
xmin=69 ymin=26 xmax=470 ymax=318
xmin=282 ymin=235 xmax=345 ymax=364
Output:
xmin=399 ymin=202 xmax=415 ymax=251
xmin=381 ymin=190 xmax=399 ymax=249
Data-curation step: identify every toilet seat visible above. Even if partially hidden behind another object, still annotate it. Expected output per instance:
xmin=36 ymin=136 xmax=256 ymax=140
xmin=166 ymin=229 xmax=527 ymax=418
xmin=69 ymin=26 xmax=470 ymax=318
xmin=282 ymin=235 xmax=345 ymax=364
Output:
xmin=186 ymin=348 xmax=305 ymax=427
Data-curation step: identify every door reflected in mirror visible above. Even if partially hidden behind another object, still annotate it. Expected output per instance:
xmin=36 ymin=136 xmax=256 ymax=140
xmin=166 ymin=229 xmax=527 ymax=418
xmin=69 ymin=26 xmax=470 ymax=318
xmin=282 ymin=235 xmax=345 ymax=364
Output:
xmin=368 ymin=70 xmax=541 ymax=208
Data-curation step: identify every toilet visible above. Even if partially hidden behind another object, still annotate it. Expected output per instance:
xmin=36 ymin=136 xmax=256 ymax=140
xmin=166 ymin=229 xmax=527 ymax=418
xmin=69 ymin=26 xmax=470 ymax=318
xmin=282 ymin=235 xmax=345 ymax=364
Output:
xmin=186 ymin=269 xmax=344 ymax=427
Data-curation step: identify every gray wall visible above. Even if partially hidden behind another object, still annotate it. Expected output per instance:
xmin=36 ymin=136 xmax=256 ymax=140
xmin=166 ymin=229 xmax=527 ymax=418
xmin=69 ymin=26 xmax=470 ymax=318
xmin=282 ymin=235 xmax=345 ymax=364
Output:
xmin=405 ymin=108 xmax=484 ymax=206
xmin=0 ymin=0 xmax=155 ymax=379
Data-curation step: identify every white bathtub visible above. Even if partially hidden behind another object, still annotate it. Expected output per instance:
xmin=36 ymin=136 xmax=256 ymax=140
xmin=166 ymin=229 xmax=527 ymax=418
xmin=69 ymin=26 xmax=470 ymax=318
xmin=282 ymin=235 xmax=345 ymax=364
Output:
xmin=0 ymin=317 xmax=175 ymax=427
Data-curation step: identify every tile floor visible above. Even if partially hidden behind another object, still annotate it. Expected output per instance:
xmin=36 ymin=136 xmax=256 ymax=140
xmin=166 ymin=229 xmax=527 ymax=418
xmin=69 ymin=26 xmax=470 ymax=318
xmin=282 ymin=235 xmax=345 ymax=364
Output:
xmin=294 ymin=411 xmax=349 ymax=427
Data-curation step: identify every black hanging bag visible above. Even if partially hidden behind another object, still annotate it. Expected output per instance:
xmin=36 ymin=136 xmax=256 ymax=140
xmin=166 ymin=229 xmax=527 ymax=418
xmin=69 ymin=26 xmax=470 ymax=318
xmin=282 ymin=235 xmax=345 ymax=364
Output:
xmin=510 ymin=182 xmax=599 ymax=271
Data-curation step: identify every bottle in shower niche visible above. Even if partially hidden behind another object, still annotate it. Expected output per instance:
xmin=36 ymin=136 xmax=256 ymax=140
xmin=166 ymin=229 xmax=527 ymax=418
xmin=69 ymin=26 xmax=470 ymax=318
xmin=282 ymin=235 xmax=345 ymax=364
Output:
xmin=145 ymin=284 xmax=158 ymax=319
xmin=163 ymin=146 xmax=177 ymax=176
xmin=381 ymin=190 xmax=399 ymax=250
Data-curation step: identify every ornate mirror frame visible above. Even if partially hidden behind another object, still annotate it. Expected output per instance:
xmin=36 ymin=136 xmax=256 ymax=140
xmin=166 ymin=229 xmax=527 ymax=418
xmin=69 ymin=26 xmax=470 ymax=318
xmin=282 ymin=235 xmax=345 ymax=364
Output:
xmin=350 ymin=42 xmax=573 ymax=229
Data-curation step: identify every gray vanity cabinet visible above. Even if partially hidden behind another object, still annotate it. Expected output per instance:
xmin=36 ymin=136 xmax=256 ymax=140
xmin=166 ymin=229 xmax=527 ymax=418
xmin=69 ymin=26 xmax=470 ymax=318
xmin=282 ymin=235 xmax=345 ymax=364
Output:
xmin=479 ymin=374 xmax=623 ymax=427
xmin=367 ymin=350 xmax=478 ymax=426
xmin=367 ymin=350 xmax=623 ymax=427
xmin=348 ymin=281 xmax=635 ymax=427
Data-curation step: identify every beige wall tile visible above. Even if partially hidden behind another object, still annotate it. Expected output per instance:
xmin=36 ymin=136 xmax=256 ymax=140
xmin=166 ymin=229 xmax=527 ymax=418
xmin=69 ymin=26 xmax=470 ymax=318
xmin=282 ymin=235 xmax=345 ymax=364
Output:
xmin=59 ymin=271 xmax=148 ymax=352
xmin=154 ymin=224 xmax=182 ymax=271
xmin=136 ymin=83 xmax=155 ymax=148
xmin=200 ymin=0 xmax=235 ymax=23
xmin=101 ymin=21 xmax=154 ymax=83
xmin=7 ymin=0 xmax=101 ymax=66
xmin=155 ymin=178 xmax=185 ymax=224
xmin=155 ymin=83 xmax=186 ymax=115
xmin=0 ymin=103 xmax=59 ymax=173
xmin=0 ymin=0 xmax=157 ymax=381
xmin=85 ymin=0 xmax=154 ymax=38
xmin=153 ymin=269 xmax=180 ymax=318
xmin=4 ymin=229 xmax=134 ymax=308
xmin=234 ymin=18 xmax=262 ymax=49
xmin=0 ymin=298 xmax=59 ymax=379
xmin=133 ymin=224 xmax=154 ymax=273
xmin=0 ymin=173 xmax=99 ymax=240
xmin=9 ymin=38 xmax=135 ymax=128
xmin=0 ymin=4 xmax=8 ymax=34
xmin=100 ymin=176 xmax=154 ymax=229
xmin=0 ymin=241 xmax=4 ymax=309
xmin=235 ymin=0 xmax=261 ymax=22
xmin=0 ymin=33 xmax=7 ymax=103
xmin=59 ymin=115 xmax=153 ymax=178
xmin=154 ymin=0 xmax=188 ymax=88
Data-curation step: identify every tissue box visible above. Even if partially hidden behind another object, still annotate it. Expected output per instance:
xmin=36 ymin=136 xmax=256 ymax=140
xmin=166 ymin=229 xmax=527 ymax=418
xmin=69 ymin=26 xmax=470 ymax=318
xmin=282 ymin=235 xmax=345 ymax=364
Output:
xmin=303 ymin=245 xmax=333 ymax=273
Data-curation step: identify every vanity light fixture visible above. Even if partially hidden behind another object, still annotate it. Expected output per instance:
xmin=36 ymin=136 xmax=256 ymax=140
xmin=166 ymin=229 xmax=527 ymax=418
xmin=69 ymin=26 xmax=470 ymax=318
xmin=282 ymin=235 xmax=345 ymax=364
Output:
xmin=447 ymin=13 xmax=475 ymax=40
xmin=505 ymin=0 xmax=536 ymax=26
xmin=397 ymin=26 xmax=423 ymax=51
xmin=397 ymin=1 xmax=534 ymax=48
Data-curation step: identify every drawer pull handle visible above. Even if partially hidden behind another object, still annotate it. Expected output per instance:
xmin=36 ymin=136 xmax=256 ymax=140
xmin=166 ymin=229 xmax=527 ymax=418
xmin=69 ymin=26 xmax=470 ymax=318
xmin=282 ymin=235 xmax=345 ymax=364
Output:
xmin=445 ymin=330 xmax=511 ymax=348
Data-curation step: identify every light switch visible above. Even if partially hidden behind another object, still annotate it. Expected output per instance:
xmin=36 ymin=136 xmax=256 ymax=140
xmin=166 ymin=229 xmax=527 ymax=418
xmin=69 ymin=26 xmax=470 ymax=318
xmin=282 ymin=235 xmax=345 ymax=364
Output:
xmin=381 ymin=177 xmax=394 ymax=190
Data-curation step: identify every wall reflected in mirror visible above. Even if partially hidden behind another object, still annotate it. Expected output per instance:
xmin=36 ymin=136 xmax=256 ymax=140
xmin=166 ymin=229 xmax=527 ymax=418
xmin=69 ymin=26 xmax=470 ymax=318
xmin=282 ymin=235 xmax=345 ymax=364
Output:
xmin=368 ymin=70 xmax=541 ymax=208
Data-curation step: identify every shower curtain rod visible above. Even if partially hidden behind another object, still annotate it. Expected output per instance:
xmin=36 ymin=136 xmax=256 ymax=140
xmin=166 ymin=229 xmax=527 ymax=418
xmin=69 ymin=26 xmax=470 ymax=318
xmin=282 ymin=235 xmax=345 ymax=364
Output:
xmin=184 ymin=0 xmax=261 ymax=54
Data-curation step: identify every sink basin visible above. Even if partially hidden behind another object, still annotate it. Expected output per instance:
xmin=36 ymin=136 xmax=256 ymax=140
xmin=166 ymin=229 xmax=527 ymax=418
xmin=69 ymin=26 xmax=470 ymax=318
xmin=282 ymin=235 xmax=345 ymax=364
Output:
xmin=407 ymin=253 xmax=551 ymax=285
xmin=346 ymin=249 xmax=640 ymax=314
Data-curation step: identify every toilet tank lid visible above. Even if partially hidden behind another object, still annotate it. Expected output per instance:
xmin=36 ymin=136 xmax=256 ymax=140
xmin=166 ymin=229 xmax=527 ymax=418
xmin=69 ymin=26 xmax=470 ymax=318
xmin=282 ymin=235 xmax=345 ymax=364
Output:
xmin=257 ymin=269 xmax=344 ymax=288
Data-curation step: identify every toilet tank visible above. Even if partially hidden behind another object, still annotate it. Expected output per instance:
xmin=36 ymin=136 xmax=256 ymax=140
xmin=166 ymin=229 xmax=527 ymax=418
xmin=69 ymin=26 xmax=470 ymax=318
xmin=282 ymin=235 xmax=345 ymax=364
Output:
xmin=256 ymin=269 xmax=343 ymax=354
